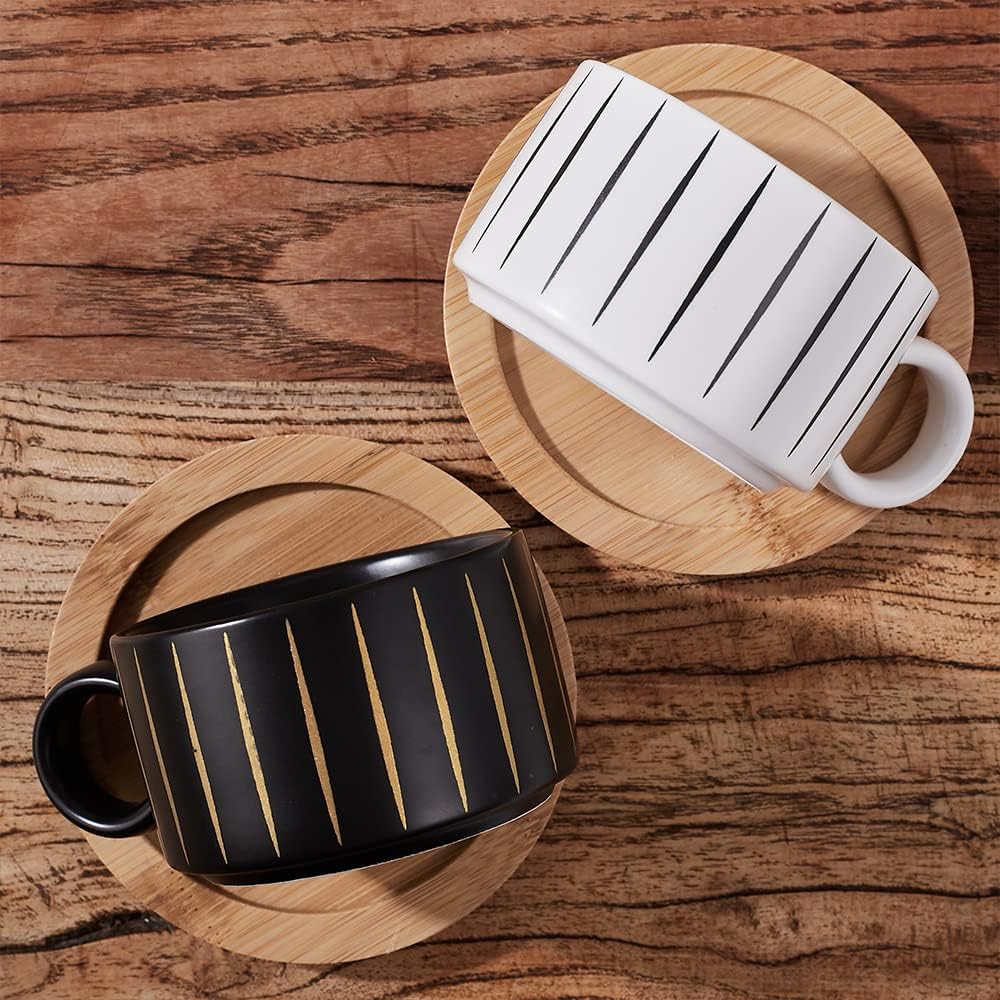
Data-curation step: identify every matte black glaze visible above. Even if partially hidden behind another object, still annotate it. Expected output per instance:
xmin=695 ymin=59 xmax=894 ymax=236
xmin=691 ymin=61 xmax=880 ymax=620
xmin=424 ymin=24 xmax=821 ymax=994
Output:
xmin=33 ymin=530 xmax=577 ymax=884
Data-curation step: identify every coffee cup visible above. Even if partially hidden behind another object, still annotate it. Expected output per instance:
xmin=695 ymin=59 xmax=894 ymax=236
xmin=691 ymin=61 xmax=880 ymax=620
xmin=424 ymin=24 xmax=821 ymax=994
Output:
xmin=455 ymin=60 xmax=974 ymax=508
xmin=34 ymin=530 xmax=576 ymax=885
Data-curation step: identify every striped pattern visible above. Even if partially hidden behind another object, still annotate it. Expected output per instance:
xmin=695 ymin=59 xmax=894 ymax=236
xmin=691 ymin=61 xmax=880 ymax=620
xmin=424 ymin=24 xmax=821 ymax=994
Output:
xmin=542 ymin=99 xmax=667 ymax=293
xmin=286 ymin=619 xmax=342 ymax=845
xmin=789 ymin=268 xmax=911 ymax=457
xmin=472 ymin=67 xmax=594 ymax=254
xmin=648 ymin=165 xmax=776 ymax=362
xmin=811 ymin=290 xmax=934 ymax=474
xmin=705 ymin=203 xmax=831 ymax=397
xmin=134 ymin=649 xmax=188 ymax=864
xmin=123 ymin=557 xmax=572 ymax=870
xmin=500 ymin=78 xmax=623 ymax=269
xmin=172 ymin=643 xmax=227 ymax=863
xmin=465 ymin=64 xmax=941 ymax=481
xmin=524 ymin=555 xmax=575 ymax=750
xmin=352 ymin=603 xmax=407 ymax=830
xmin=593 ymin=130 xmax=719 ymax=326
xmin=752 ymin=237 xmax=879 ymax=430
xmin=503 ymin=558 xmax=556 ymax=767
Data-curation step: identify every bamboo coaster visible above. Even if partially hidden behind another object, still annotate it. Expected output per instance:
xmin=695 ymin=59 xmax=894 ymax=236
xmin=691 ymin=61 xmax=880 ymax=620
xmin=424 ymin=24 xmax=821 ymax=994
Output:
xmin=45 ymin=434 xmax=576 ymax=963
xmin=444 ymin=43 xmax=973 ymax=573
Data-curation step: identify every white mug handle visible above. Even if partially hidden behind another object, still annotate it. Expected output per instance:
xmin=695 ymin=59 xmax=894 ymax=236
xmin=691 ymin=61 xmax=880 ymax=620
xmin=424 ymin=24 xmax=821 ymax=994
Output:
xmin=821 ymin=337 xmax=974 ymax=508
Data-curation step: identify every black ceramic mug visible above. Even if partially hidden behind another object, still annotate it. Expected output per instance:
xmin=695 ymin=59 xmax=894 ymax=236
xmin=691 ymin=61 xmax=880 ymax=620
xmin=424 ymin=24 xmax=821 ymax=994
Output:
xmin=34 ymin=530 xmax=576 ymax=885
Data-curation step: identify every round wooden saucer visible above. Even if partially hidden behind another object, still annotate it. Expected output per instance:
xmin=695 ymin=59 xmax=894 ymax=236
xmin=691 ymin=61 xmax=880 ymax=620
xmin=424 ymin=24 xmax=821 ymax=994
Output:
xmin=45 ymin=434 xmax=576 ymax=964
xmin=444 ymin=43 xmax=974 ymax=574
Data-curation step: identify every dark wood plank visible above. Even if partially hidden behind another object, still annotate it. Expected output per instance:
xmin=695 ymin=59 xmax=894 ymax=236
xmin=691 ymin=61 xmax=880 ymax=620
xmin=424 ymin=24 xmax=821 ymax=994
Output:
xmin=1 ymin=379 xmax=997 ymax=997
xmin=1 ymin=0 xmax=997 ymax=379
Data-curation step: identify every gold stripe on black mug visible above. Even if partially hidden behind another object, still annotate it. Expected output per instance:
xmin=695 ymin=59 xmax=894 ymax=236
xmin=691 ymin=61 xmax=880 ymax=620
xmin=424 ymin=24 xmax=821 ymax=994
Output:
xmin=352 ymin=603 xmax=407 ymax=830
xmin=223 ymin=631 xmax=280 ymax=857
xmin=465 ymin=573 xmax=520 ymax=792
xmin=171 ymin=642 xmax=228 ymax=863
xmin=285 ymin=619 xmax=342 ymax=845
xmin=413 ymin=587 xmax=468 ymax=812
xmin=133 ymin=648 xmax=188 ymax=864
xmin=502 ymin=558 xmax=556 ymax=768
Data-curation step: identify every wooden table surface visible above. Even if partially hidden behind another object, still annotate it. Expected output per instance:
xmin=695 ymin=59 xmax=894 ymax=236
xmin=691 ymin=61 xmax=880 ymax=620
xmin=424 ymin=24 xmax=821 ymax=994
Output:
xmin=1 ymin=3 xmax=998 ymax=998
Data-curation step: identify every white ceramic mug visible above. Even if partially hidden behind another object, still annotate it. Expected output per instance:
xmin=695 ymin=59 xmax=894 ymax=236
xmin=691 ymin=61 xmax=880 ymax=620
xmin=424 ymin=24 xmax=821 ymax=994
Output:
xmin=454 ymin=60 xmax=974 ymax=508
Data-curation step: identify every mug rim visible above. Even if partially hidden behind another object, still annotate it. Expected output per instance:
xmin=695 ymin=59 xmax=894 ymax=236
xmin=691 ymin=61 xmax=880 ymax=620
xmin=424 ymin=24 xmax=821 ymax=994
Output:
xmin=112 ymin=528 xmax=514 ymax=644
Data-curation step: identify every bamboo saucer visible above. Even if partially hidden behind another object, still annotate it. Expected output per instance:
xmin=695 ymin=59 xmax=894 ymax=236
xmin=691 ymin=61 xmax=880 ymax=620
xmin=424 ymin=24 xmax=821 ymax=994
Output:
xmin=444 ymin=43 xmax=974 ymax=574
xmin=44 ymin=434 xmax=576 ymax=963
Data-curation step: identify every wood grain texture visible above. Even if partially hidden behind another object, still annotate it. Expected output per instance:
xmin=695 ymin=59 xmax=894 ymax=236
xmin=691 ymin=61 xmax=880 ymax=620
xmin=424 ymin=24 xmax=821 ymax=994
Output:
xmin=1 ymin=0 xmax=998 ymax=997
xmin=1 ymin=379 xmax=998 ymax=997
xmin=0 ymin=1 xmax=996 ymax=382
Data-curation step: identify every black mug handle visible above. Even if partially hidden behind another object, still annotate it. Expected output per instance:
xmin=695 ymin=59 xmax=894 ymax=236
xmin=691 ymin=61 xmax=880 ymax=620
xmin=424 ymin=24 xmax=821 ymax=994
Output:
xmin=33 ymin=661 xmax=153 ymax=837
